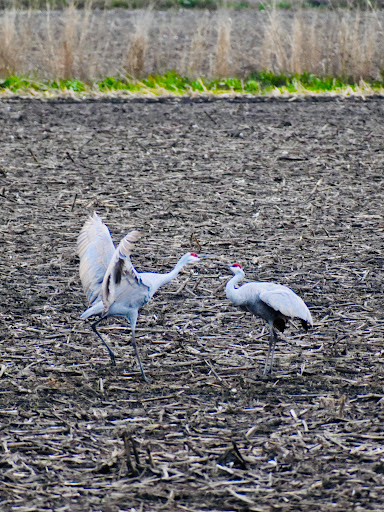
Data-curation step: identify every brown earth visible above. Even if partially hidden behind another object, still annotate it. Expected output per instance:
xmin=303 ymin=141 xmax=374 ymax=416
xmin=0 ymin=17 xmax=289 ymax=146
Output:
xmin=0 ymin=96 xmax=384 ymax=511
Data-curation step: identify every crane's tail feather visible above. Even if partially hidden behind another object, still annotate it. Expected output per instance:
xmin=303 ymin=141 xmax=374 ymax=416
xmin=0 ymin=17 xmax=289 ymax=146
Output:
xmin=301 ymin=319 xmax=311 ymax=331
xmin=273 ymin=317 xmax=286 ymax=333
xmin=80 ymin=300 xmax=104 ymax=320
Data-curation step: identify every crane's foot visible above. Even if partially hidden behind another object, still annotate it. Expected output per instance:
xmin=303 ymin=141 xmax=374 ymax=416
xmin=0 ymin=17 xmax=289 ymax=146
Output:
xmin=108 ymin=351 xmax=116 ymax=367
xmin=130 ymin=331 xmax=150 ymax=384
xmin=263 ymin=365 xmax=272 ymax=376
xmin=138 ymin=360 xmax=150 ymax=383
xmin=141 ymin=372 xmax=151 ymax=384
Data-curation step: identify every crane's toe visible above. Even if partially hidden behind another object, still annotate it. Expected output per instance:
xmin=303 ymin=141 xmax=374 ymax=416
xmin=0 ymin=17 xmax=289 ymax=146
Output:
xmin=141 ymin=373 xmax=151 ymax=384
xmin=262 ymin=364 xmax=272 ymax=376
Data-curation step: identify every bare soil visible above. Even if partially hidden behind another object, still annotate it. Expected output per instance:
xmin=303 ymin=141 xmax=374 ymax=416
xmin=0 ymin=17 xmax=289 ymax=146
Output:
xmin=1 ymin=96 xmax=384 ymax=511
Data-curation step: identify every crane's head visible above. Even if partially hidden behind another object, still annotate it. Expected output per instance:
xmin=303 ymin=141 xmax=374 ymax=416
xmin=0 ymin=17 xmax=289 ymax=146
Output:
xmin=179 ymin=252 xmax=217 ymax=266
xmin=179 ymin=252 xmax=201 ymax=265
xmin=229 ymin=262 xmax=244 ymax=274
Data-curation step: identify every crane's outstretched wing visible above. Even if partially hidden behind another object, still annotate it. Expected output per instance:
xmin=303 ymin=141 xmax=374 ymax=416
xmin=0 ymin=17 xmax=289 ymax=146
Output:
xmin=259 ymin=284 xmax=313 ymax=326
xmin=78 ymin=213 xmax=116 ymax=305
xmin=101 ymin=229 xmax=145 ymax=311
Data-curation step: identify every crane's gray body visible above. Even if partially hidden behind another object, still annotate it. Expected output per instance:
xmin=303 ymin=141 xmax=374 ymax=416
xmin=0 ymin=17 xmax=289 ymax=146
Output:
xmin=81 ymin=270 xmax=183 ymax=322
xmin=229 ymin=281 xmax=313 ymax=330
xmin=225 ymin=265 xmax=313 ymax=374
xmin=77 ymin=212 xmax=200 ymax=382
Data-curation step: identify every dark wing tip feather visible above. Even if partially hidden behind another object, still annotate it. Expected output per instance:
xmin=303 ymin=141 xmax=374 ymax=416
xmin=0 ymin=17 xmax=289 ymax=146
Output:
xmin=101 ymin=230 xmax=142 ymax=311
xmin=114 ymin=258 xmax=124 ymax=285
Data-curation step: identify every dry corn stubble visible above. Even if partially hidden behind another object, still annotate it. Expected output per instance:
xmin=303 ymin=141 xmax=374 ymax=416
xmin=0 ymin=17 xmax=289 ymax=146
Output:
xmin=1 ymin=97 xmax=384 ymax=512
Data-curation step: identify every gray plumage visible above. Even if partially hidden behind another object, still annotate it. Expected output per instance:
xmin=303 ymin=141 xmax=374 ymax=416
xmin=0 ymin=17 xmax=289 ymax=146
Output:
xmin=225 ymin=263 xmax=313 ymax=375
xmin=78 ymin=212 xmax=201 ymax=382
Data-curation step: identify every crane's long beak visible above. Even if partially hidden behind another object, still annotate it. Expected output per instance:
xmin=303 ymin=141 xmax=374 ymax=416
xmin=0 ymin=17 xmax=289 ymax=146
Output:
xmin=198 ymin=254 xmax=217 ymax=259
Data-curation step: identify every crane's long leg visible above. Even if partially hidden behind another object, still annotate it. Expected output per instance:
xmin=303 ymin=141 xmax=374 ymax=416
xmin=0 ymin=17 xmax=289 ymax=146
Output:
xmin=131 ymin=326 xmax=150 ymax=384
xmin=127 ymin=311 xmax=150 ymax=384
xmin=91 ymin=318 xmax=116 ymax=366
xmin=263 ymin=325 xmax=279 ymax=376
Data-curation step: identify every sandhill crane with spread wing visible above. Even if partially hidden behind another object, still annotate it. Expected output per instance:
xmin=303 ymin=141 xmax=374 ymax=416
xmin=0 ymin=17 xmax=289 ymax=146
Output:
xmin=225 ymin=263 xmax=313 ymax=375
xmin=78 ymin=213 xmax=201 ymax=383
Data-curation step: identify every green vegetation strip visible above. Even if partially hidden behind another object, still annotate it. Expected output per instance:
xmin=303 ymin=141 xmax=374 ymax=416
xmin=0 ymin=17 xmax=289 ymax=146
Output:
xmin=1 ymin=72 xmax=384 ymax=96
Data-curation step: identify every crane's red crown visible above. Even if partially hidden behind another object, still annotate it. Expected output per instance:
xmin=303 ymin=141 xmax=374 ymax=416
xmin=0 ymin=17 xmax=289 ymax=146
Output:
xmin=232 ymin=263 xmax=242 ymax=268
xmin=190 ymin=253 xmax=199 ymax=257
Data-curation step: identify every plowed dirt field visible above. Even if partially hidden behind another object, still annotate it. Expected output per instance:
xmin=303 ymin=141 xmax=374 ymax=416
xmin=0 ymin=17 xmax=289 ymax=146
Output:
xmin=1 ymin=96 xmax=384 ymax=511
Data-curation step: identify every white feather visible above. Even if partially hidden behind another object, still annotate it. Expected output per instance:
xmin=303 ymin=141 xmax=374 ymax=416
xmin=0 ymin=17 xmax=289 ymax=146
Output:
xmin=77 ymin=212 xmax=115 ymax=305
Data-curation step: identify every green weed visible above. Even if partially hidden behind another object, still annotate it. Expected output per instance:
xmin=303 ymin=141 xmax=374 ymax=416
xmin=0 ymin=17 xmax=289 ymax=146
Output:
xmin=0 ymin=75 xmax=31 ymax=91
xmin=98 ymin=76 xmax=137 ymax=91
xmin=1 ymin=71 xmax=384 ymax=96
xmin=50 ymin=79 xmax=86 ymax=92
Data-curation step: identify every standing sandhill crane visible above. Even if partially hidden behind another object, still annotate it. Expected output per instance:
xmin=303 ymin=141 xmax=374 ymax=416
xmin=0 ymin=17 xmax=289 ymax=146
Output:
xmin=225 ymin=263 xmax=313 ymax=375
xmin=78 ymin=213 xmax=201 ymax=383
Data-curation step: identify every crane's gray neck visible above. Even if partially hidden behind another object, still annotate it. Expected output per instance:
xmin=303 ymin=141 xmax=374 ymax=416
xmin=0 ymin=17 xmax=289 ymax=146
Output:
xmin=225 ymin=272 xmax=245 ymax=305
xmin=163 ymin=256 xmax=189 ymax=284
xmin=146 ymin=256 xmax=190 ymax=297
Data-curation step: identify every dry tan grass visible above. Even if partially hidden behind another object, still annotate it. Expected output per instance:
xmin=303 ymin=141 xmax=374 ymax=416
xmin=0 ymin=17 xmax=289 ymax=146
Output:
xmin=0 ymin=9 xmax=29 ymax=75
xmin=1 ymin=6 xmax=384 ymax=82
xmin=260 ymin=9 xmax=287 ymax=73
xmin=187 ymin=15 xmax=210 ymax=78
xmin=214 ymin=12 xmax=232 ymax=77
xmin=260 ymin=9 xmax=384 ymax=80
xmin=35 ymin=3 xmax=99 ymax=80
xmin=124 ymin=10 xmax=153 ymax=78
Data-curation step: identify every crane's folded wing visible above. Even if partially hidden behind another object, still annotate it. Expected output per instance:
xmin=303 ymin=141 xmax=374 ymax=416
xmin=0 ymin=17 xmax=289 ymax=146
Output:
xmin=259 ymin=287 xmax=313 ymax=325
xmin=78 ymin=212 xmax=116 ymax=305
